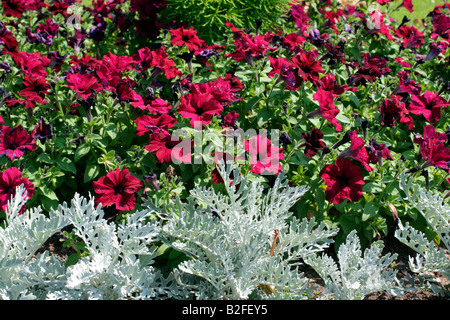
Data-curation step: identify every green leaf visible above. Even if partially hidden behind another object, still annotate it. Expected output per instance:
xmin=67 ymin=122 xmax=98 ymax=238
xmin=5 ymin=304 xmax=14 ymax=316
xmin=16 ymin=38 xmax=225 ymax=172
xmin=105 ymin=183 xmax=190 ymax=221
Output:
xmin=362 ymin=202 xmax=379 ymax=222
xmin=84 ymin=164 xmax=100 ymax=183
xmin=74 ymin=144 xmax=91 ymax=162
xmin=39 ymin=185 xmax=59 ymax=201
xmin=37 ymin=153 xmax=55 ymax=164
xmin=57 ymin=157 xmax=77 ymax=174
xmin=65 ymin=252 xmax=81 ymax=268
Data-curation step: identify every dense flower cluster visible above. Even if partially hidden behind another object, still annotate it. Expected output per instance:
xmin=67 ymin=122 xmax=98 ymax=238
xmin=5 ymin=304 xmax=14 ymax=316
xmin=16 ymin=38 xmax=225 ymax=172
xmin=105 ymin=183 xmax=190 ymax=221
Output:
xmin=0 ymin=0 xmax=449 ymax=247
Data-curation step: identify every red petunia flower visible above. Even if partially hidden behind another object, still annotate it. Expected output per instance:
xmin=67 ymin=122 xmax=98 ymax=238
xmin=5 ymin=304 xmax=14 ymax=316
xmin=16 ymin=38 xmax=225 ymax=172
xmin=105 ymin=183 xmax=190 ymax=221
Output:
xmin=18 ymin=74 xmax=50 ymax=105
xmin=14 ymin=51 xmax=50 ymax=78
xmin=149 ymin=46 xmax=182 ymax=79
xmin=301 ymin=127 xmax=326 ymax=158
xmin=414 ymin=125 xmax=450 ymax=170
xmin=0 ymin=125 xmax=37 ymax=161
xmin=310 ymin=87 xmax=342 ymax=132
xmin=379 ymin=95 xmax=414 ymax=130
xmin=394 ymin=25 xmax=424 ymax=49
xmin=1 ymin=0 xmax=25 ymax=17
xmin=408 ymin=90 xmax=450 ymax=123
xmin=268 ymin=56 xmax=302 ymax=90
xmin=169 ymin=26 xmax=205 ymax=52
xmin=366 ymin=139 xmax=393 ymax=165
xmin=93 ymin=167 xmax=143 ymax=211
xmin=134 ymin=114 xmax=176 ymax=136
xmin=348 ymin=52 xmax=391 ymax=86
xmin=66 ymin=72 xmax=104 ymax=100
xmin=338 ymin=130 xmax=373 ymax=172
xmin=144 ymin=132 xmax=191 ymax=164
xmin=178 ymin=91 xmax=224 ymax=127
xmin=243 ymin=135 xmax=284 ymax=175
xmin=290 ymin=50 xmax=324 ymax=85
xmin=0 ymin=167 xmax=34 ymax=214
xmin=392 ymin=71 xmax=421 ymax=97
xmin=320 ymin=157 xmax=365 ymax=204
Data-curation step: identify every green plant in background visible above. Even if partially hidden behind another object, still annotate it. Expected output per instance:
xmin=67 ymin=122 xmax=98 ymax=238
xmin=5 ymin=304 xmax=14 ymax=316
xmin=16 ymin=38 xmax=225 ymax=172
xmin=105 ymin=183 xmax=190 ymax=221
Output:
xmin=159 ymin=0 xmax=291 ymax=44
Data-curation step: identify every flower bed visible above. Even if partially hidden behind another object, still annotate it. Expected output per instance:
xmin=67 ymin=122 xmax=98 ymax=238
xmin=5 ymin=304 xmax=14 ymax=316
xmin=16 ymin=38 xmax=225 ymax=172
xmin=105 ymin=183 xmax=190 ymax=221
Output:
xmin=0 ymin=0 xmax=449 ymax=300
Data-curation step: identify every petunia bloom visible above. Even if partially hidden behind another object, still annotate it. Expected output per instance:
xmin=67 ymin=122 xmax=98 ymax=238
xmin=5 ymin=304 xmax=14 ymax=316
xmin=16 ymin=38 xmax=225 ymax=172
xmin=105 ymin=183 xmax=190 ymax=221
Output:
xmin=92 ymin=167 xmax=143 ymax=211
xmin=0 ymin=125 xmax=37 ymax=161
xmin=301 ymin=127 xmax=326 ymax=158
xmin=366 ymin=139 xmax=393 ymax=165
xmin=290 ymin=50 xmax=324 ymax=86
xmin=169 ymin=26 xmax=205 ymax=52
xmin=243 ymin=135 xmax=284 ymax=175
xmin=338 ymin=130 xmax=373 ymax=172
xmin=320 ymin=157 xmax=365 ymax=204
xmin=144 ymin=132 xmax=191 ymax=164
xmin=408 ymin=90 xmax=449 ymax=123
xmin=177 ymin=91 xmax=224 ymax=127
xmin=134 ymin=114 xmax=176 ymax=136
xmin=379 ymin=95 xmax=414 ymax=130
xmin=0 ymin=167 xmax=34 ymax=214
xmin=32 ymin=117 xmax=53 ymax=143
xmin=66 ymin=72 xmax=104 ymax=100
xmin=414 ymin=125 xmax=450 ymax=170
xmin=309 ymin=87 xmax=342 ymax=132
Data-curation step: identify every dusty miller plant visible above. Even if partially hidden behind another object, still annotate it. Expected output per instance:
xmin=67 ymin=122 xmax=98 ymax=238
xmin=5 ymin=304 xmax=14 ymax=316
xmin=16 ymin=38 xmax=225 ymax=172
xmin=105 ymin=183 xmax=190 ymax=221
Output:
xmin=151 ymin=161 xmax=340 ymax=299
xmin=305 ymin=230 xmax=399 ymax=300
xmin=0 ymin=185 xmax=188 ymax=300
xmin=395 ymin=171 xmax=450 ymax=296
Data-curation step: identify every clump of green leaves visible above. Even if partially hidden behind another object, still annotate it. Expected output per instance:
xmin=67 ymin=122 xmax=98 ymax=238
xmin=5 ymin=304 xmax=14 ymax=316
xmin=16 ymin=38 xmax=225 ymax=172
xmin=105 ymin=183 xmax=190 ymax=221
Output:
xmin=159 ymin=0 xmax=291 ymax=43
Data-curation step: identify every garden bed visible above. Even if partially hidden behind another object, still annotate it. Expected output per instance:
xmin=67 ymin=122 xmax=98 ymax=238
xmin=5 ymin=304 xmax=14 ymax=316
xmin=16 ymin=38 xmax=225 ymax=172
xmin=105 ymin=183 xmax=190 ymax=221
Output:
xmin=0 ymin=0 xmax=449 ymax=300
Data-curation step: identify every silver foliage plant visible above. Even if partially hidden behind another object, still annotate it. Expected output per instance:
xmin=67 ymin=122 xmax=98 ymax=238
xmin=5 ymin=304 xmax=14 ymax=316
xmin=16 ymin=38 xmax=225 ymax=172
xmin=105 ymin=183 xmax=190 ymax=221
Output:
xmin=395 ymin=172 xmax=450 ymax=296
xmin=0 ymin=185 xmax=187 ymax=300
xmin=305 ymin=230 xmax=399 ymax=300
xmin=153 ymin=161 xmax=340 ymax=299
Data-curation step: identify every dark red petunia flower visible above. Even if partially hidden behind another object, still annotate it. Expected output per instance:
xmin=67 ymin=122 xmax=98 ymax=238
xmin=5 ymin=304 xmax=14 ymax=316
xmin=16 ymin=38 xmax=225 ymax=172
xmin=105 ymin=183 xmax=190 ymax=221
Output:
xmin=392 ymin=70 xmax=421 ymax=97
xmin=222 ymin=111 xmax=239 ymax=129
xmin=14 ymin=51 xmax=50 ymax=78
xmin=379 ymin=95 xmax=414 ymax=130
xmin=320 ymin=157 xmax=365 ymax=204
xmin=134 ymin=114 xmax=176 ymax=136
xmin=32 ymin=116 xmax=53 ymax=143
xmin=290 ymin=50 xmax=324 ymax=85
xmin=0 ymin=167 xmax=34 ymax=214
xmin=66 ymin=72 xmax=104 ymax=100
xmin=394 ymin=25 xmax=424 ymax=49
xmin=1 ymin=0 xmax=25 ymax=17
xmin=318 ymin=73 xmax=349 ymax=96
xmin=144 ymin=132 xmax=191 ymax=164
xmin=178 ymin=91 xmax=224 ymax=127
xmin=301 ymin=127 xmax=326 ymax=158
xmin=131 ymin=94 xmax=172 ymax=114
xmin=348 ymin=52 xmax=391 ymax=86
xmin=290 ymin=3 xmax=310 ymax=33
xmin=243 ymin=135 xmax=284 ymax=175
xmin=93 ymin=167 xmax=143 ymax=211
xmin=18 ymin=74 xmax=50 ymax=105
xmin=338 ymin=130 xmax=373 ymax=172
xmin=281 ymin=32 xmax=306 ymax=53
xmin=310 ymin=87 xmax=342 ymax=132
xmin=414 ymin=125 xmax=450 ymax=170
xmin=408 ymin=90 xmax=450 ymax=123
xmin=169 ymin=26 xmax=205 ymax=52
xmin=268 ymin=56 xmax=302 ymax=90
xmin=149 ymin=46 xmax=182 ymax=79
xmin=366 ymin=138 xmax=393 ymax=165
xmin=0 ymin=125 xmax=37 ymax=161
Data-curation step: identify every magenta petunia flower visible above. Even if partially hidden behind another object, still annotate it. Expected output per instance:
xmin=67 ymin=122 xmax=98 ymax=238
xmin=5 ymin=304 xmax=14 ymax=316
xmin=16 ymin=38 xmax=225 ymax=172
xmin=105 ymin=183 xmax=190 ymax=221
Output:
xmin=177 ymin=91 xmax=224 ymax=127
xmin=290 ymin=50 xmax=324 ymax=86
xmin=169 ymin=26 xmax=205 ymax=52
xmin=134 ymin=114 xmax=176 ymax=136
xmin=18 ymin=74 xmax=50 ymax=105
xmin=93 ymin=167 xmax=143 ymax=211
xmin=320 ymin=157 xmax=365 ymax=204
xmin=310 ymin=87 xmax=342 ymax=132
xmin=408 ymin=91 xmax=450 ymax=123
xmin=366 ymin=139 xmax=393 ymax=165
xmin=0 ymin=125 xmax=37 ymax=161
xmin=0 ymin=167 xmax=34 ymax=214
xmin=414 ymin=125 xmax=450 ymax=170
xmin=66 ymin=72 xmax=104 ymax=100
xmin=301 ymin=127 xmax=326 ymax=158
xmin=338 ymin=130 xmax=373 ymax=172
xmin=144 ymin=132 xmax=191 ymax=164
xmin=243 ymin=135 xmax=284 ymax=175
xmin=379 ymin=95 xmax=414 ymax=130
xmin=394 ymin=25 xmax=424 ymax=49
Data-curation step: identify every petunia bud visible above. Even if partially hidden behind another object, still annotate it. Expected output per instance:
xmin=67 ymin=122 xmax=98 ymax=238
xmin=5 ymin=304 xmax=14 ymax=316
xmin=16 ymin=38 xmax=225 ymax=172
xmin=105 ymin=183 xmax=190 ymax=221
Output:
xmin=144 ymin=173 xmax=160 ymax=191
